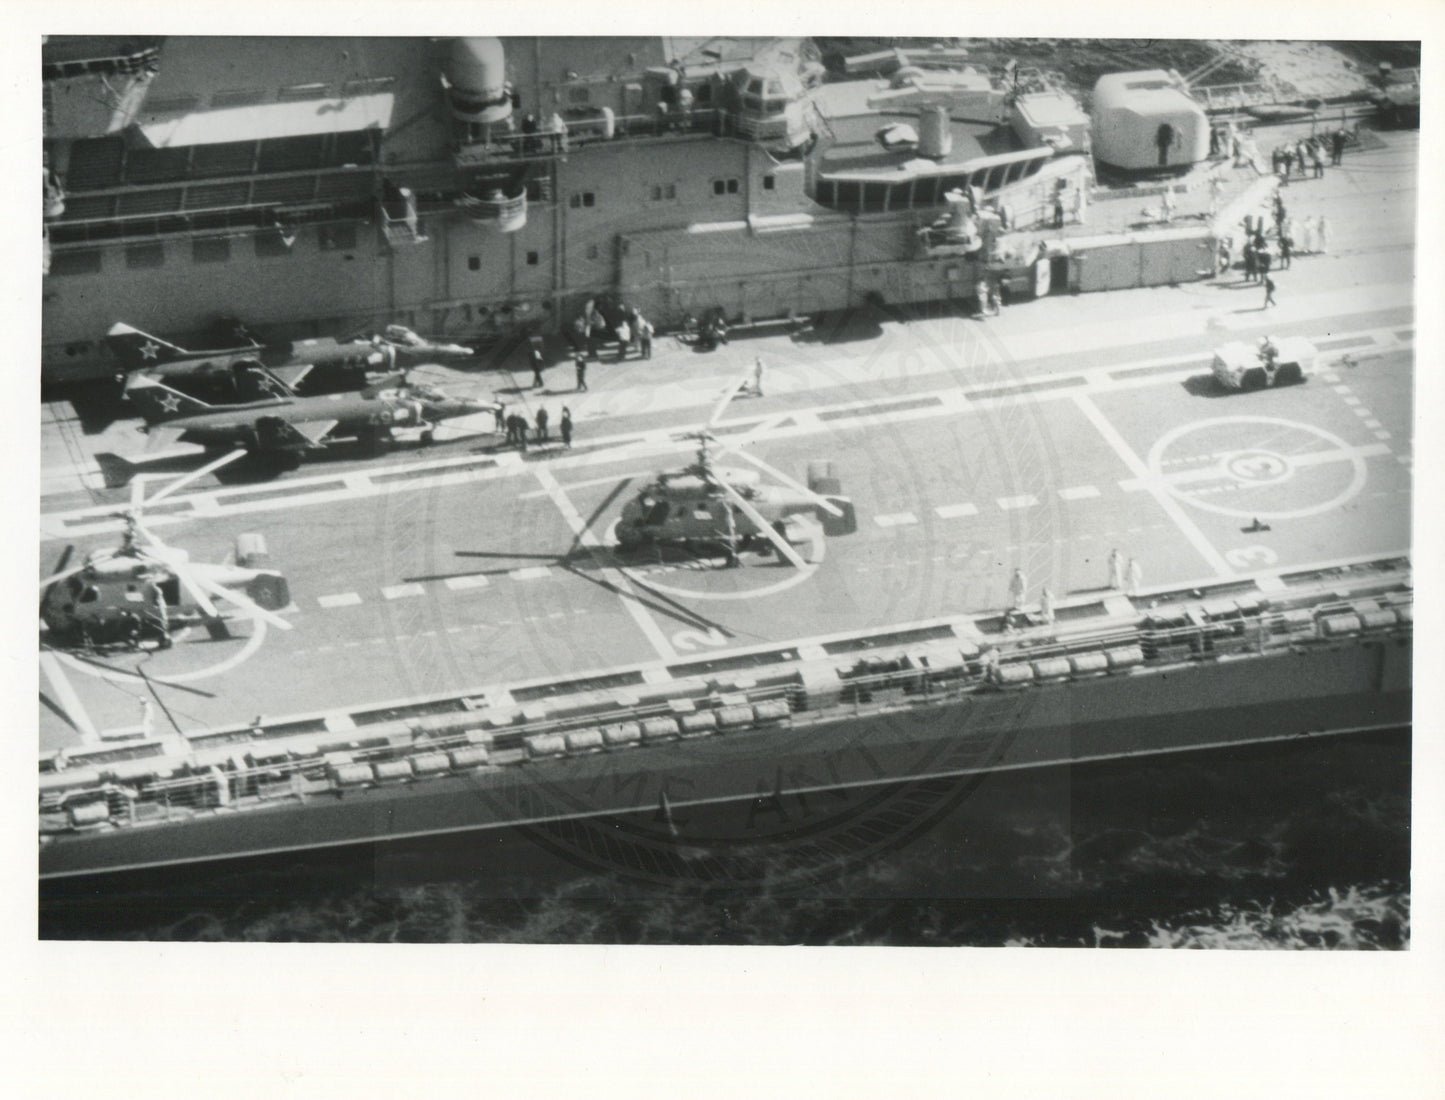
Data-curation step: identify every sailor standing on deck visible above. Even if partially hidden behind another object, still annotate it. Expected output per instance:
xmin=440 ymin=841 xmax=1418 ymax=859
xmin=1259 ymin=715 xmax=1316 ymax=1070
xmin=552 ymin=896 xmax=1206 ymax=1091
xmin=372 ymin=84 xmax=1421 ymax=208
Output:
xmin=749 ymin=355 xmax=765 ymax=397
xmin=1108 ymin=548 xmax=1126 ymax=590
xmin=1126 ymin=557 xmax=1144 ymax=597
xmin=1009 ymin=568 xmax=1028 ymax=614
xmin=1039 ymin=586 xmax=1056 ymax=627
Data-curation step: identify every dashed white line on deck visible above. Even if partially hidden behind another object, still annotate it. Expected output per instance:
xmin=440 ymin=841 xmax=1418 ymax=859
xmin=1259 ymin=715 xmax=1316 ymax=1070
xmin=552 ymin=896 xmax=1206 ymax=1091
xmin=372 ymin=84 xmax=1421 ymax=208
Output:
xmin=934 ymin=503 xmax=978 ymax=519
xmin=382 ymin=583 xmax=426 ymax=600
xmin=444 ymin=574 xmax=491 ymax=590
xmin=1058 ymin=485 xmax=1101 ymax=501
xmin=874 ymin=512 xmax=919 ymax=527
xmin=318 ymin=592 xmax=363 ymax=609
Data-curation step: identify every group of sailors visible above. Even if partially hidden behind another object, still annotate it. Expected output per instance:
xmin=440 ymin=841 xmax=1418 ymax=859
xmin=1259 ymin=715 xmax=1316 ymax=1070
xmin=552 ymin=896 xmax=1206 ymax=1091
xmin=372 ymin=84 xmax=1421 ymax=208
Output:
xmin=1227 ymin=205 xmax=1329 ymax=282
xmin=569 ymin=301 xmax=655 ymax=362
xmin=498 ymin=403 xmax=573 ymax=451
xmin=1001 ymin=551 xmax=1145 ymax=632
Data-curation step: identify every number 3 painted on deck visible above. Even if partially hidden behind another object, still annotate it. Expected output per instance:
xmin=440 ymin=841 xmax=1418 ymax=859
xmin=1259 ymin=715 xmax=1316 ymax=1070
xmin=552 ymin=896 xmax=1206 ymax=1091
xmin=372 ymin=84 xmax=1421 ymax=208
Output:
xmin=1226 ymin=545 xmax=1278 ymax=569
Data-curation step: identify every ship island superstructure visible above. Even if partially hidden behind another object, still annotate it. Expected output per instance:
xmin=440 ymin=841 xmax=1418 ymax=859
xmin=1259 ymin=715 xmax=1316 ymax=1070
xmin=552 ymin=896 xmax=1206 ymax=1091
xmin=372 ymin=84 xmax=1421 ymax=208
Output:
xmin=42 ymin=35 xmax=1133 ymax=383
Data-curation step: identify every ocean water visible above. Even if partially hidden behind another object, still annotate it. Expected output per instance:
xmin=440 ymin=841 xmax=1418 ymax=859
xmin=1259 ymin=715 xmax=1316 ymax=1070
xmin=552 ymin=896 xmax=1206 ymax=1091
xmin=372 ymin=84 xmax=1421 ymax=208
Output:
xmin=38 ymin=731 xmax=1409 ymax=947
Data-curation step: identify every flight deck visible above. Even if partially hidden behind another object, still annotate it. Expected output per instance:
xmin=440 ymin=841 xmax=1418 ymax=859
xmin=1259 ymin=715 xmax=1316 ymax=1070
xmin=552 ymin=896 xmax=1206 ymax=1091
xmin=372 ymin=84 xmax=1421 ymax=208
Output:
xmin=39 ymin=295 xmax=1414 ymax=748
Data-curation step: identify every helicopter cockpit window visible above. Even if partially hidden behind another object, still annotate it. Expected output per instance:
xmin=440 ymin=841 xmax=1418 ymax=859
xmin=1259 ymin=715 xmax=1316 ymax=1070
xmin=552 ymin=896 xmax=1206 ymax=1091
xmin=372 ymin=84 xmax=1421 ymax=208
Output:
xmin=78 ymin=586 xmax=99 ymax=604
xmin=644 ymin=501 xmax=670 ymax=525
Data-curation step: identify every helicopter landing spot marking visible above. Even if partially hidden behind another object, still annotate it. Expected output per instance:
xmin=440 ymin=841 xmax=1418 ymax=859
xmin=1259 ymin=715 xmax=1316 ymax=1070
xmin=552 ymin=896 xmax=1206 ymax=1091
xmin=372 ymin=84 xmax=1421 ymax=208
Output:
xmin=1146 ymin=417 xmax=1377 ymax=521
xmin=57 ymin=617 xmax=268 ymax=687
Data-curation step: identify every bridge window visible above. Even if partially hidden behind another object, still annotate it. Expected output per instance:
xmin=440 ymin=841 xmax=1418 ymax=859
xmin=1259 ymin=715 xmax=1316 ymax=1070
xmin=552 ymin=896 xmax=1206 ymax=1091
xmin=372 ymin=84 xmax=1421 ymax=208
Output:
xmin=712 ymin=177 xmax=740 ymax=196
xmin=49 ymin=249 xmax=103 ymax=277
xmin=192 ymin=237 xmax=231 ymax=264
xmin=468 ymin=256 xmax=481 ymax=271
xmin=650 ymin=183 xmax=677 ymax=201
xmin=569 ymin=191 xmax=596 ymax=209
xmin=318 ymin=224 xmax=357 ymax=251
xmin=253 ymin=230 xmax=294 ymax=258
xmin=125 ymin=242 xmax=170 ymax=270
xmin=762 ymin=174 xmax=775 ymax=190
xmin=526 ymin=251 xmax=540 ymax=265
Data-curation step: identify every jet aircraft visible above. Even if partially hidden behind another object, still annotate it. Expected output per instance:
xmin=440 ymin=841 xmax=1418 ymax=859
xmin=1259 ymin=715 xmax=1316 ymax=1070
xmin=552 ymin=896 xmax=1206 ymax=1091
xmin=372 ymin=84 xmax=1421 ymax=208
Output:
xmin=125 ymin=372 xmax=500 ymax=468
xmin=106 ymin=321 xmax=396 ymax=393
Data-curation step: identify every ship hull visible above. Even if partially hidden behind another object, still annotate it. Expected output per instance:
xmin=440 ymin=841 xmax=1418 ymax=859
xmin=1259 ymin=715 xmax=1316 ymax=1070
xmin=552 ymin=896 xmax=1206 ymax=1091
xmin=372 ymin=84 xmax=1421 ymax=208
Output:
xmin=38 ymin=635 xmax=1411 ymax=881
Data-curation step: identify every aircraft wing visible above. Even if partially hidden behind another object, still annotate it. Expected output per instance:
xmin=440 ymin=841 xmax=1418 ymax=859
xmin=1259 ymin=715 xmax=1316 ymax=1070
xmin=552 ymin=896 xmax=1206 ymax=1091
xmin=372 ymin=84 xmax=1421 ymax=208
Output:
xmin=142 ymin=424 xmax=188 ymax=454
xmin=270 ymin=418 xmax=337 ymax=449
xmin=267 ymin=364 xmax=314 ymax=391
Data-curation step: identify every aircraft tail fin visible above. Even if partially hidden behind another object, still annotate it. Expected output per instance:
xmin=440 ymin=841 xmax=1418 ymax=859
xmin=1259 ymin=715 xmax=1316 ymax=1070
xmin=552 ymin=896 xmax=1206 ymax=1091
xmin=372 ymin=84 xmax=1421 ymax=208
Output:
xmin=107 ymin=322 xmax=189 ymax=372
xmin=124 ymin=374 xmax=214 ymax=424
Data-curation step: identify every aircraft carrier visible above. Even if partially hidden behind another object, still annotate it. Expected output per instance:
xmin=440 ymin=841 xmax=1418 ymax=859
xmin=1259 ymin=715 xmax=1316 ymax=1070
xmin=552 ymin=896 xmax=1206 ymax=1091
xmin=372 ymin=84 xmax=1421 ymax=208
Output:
xmin=37 ymin=36 xmax=1416 ymax=885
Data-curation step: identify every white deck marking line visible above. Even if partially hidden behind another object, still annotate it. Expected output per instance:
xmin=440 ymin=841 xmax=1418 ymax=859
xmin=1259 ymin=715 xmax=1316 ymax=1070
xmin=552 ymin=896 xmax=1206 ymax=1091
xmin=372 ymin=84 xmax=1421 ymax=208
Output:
xmin=1374 ymin=429 xmax=1393 ymax=440
xmin=317 ymin=592 xmax=363 ymax=608
xmin=532 ymin=466 xmax=678 ymax=661
xmin=40 ymin=651 xmax=97 ymax=739
xmin=935 ymin=502 xmax=978 ymax=519
xmin=997 ymin=494 xmax=1039 ymax=510
xmin=1073 ymin=392 xmax=1233 ymax=578
xmin=1363 ymin=418 xmax=1383 ymax=429
xmin=509 ymin=566 xmax=552 ymax=581
xmin=874 ymin=512 xmax=919 ymax=527
xmin=1059 ymin=485 xmax=1101 ymax=501
xmin=443 ymin=574 xmax=490 ymax=590
xmin=382 ymin=583 xmax=426 ymax=600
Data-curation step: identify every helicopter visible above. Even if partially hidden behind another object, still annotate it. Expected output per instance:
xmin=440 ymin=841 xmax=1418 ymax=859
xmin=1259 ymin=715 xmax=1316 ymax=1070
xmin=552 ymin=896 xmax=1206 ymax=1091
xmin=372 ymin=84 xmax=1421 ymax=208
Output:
xmin=39 ymin=451 xmax=294 ymax=650
xmin=612 ymin=369 xmax=857 ymax=565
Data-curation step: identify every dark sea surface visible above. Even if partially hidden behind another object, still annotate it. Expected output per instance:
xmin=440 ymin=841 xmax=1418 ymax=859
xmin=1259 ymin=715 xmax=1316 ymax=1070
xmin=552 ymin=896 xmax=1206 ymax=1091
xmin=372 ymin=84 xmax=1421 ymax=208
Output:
xmin=39 ymin=730 xmax=1409 ymax=947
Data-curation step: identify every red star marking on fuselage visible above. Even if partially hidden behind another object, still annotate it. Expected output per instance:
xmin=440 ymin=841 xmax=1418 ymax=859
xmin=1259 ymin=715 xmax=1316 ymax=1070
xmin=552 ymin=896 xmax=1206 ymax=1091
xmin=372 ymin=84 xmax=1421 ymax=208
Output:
xmin=157 ymin=392 xmax=182 ymax=413
xmin=139 ymin=340 xmax=161 ymax=361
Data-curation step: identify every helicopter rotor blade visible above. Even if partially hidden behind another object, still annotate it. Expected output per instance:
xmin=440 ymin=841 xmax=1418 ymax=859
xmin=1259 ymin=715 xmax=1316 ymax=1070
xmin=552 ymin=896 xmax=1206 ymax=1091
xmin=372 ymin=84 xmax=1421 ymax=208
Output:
xmin=705 ymin=371 xmax=750 ymax=431
xmin=36 ymin=561 xmax=91 ymax=592
xmin=712 ymin=442 xmax=844 ymax=517
xmin=38 ymin=546 xmax=81 ymax=598
xmin=715 ymin=479 xmax=810 ymax=569
xmin=184 ymin=568 xmax=294 ymax=631
xmin=143 ymin=448 xmax=249 ymax=509
xmin=171 ymin=563 xmax=223 ymax=620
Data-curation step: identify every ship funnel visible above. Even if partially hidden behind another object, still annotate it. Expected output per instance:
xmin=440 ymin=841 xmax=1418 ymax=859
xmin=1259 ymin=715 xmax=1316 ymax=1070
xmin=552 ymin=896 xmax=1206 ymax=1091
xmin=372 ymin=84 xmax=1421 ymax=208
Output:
xmin=442 ymin=37 xmax=512 ymax=124
xmin=917 ymin=105 xmax=952 ymax=158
